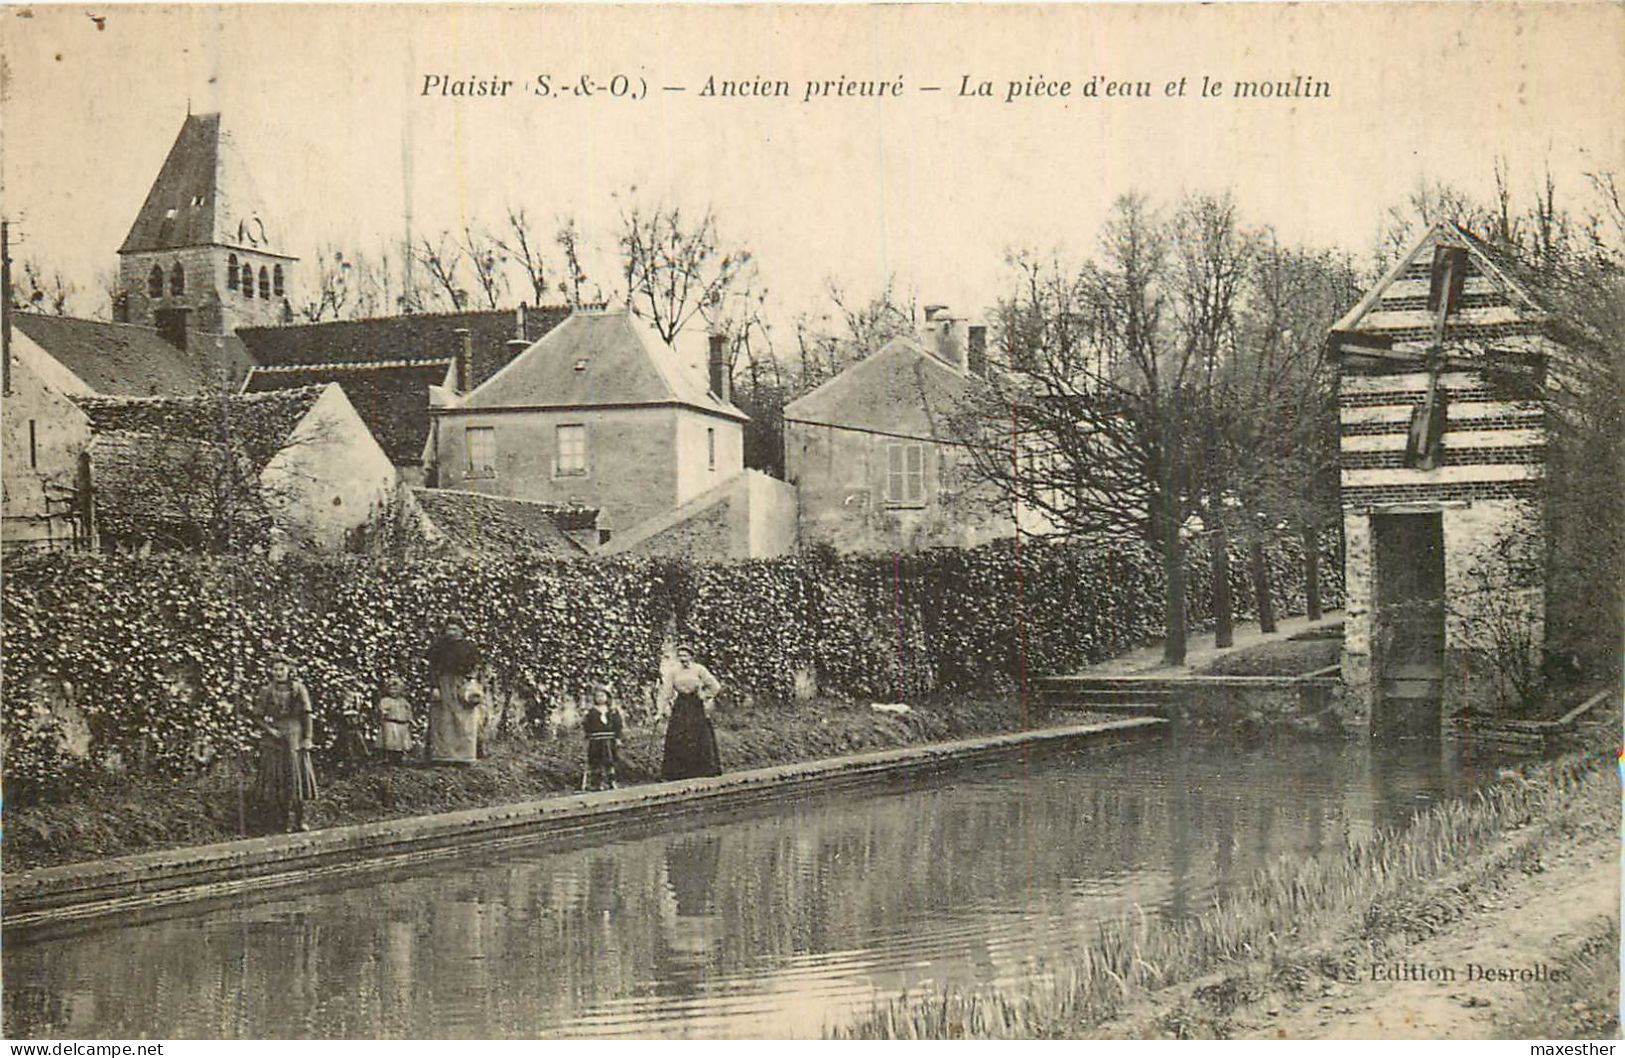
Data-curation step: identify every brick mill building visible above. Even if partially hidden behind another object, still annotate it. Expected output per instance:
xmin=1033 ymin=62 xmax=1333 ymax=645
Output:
xmin=1331 ymin=222 xmax=1576 ymax=736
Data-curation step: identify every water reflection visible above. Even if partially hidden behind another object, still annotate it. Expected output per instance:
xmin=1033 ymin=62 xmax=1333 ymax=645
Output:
xmin=4 ymin=733 xmax=1518 ymax=1039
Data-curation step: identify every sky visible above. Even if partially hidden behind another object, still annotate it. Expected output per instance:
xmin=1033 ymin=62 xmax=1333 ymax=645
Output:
xmin=3 ymin=3 xmax=1623 ymax=336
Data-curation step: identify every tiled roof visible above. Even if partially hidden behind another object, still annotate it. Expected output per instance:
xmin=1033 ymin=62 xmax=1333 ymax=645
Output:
xmin=244 ymin=360 xmax=451 ymax=466
xmin=119 ymin=113 xmax=285 ymax=256
xmin=11 ymin=314 xmax=253 ymax=397
xmin=236 ymin=305 xmax=572 ymax=389
xmin=74 ymin=386 xmax=327 ymax=475
xmin=410 ymin=487 xmax=591 ymax=559
xmin=461 ymin=309 xmax=748 ymax=421
xmin=783 ymin=336 xmax=969 ymax=439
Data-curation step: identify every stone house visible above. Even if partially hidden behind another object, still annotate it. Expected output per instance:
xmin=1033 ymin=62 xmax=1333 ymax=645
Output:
xmin=75 ymin=383 xmax=398 ymax=553
xmin=1332 ymin=222 xmax=1578 ymax=734
xmin=432 ymin=307 xmax=795 ymax=556
xmin=1 ymin=340 xmax=94 ymax=552
xmin=783 ymin=308 xmax=1013 ymax=553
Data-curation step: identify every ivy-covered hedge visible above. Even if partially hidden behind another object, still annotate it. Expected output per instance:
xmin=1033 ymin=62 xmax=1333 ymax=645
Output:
xmin=1 ymin=534 xmax=1341 ymax=801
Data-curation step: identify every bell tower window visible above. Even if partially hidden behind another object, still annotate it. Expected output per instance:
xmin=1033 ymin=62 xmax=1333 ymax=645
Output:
xmin=148 ymin=265 xmax=164 ymax=299
xmin=227 ymin=254 xmax=239 ymax=290
xmin=241 ymin=262 xmax=254 ymax=297
xmin=273 ymin=264 xmax=285 ymax=298
xmin=258 ymin=267 xmax=270 ymax=300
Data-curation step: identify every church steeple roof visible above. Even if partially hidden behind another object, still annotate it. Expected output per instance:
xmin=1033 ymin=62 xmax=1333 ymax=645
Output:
xmin=118 ymin=112 xmax=285 ymax=257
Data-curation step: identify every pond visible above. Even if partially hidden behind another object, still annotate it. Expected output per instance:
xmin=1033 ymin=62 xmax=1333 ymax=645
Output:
xmin=3 ymin=731 xmax=1524 ymax=1039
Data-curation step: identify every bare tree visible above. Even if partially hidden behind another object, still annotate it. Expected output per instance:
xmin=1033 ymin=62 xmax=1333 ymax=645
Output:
xmin=493 ymin=208 xmax=554 ymax=305
xmin=460 ymin=225 xmax=509 ymax=310
xmin=297 ymin=246 xmax=354 ymax=322
xmin=792 ymin=277 xmax=918 ymax=390
xmin=13 ymin=258 xmax=77 ymax=315
xmin=1170 ymin=193 xmax=1252 ymax=645
xmin=957 ymin=193 xmax=1207 ymax=664
xmin=413 ymin=231 xmax=467 ymax=311
xmin=616 ymin=193 xmax=752 ymax=342
xmin=554 ymin=215 xmax=595 ymax=307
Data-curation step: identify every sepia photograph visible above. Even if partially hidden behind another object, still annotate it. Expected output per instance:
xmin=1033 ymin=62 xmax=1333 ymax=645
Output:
xmin=0 ymin=1 xmax=1620 ymax=1043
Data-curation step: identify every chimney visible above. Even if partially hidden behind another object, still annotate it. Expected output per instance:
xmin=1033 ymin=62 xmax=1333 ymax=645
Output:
xmin=707 ymin=333 xmax=731 ymax=405
xmin=968 ymin=326 xmax=988 ymax=377
xmin=923 ymin=304 xmax=967 ymax=373
xmin=453 ymin=327 xmax=473 ymax=392
xmin=515 ymin=303 xmax=527 ymax=340
xmin=155 ymin=308 xmax=189 ymax=351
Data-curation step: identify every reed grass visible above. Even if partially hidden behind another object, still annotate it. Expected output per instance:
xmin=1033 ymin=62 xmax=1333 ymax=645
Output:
xmin=827 ymin=749 xmax=1617 ymax=1039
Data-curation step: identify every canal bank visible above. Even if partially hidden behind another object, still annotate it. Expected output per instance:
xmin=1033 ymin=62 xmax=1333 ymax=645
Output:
xmin=3 ymin=693 xmax=1083 ymax=872
xmin=5 ymin=729 xmax=1512 ymax=1039
xmin=4 ymin=715 xmax=1164 ymax=937
xmin=828 ymin=738 xmax=1619 ymax=1040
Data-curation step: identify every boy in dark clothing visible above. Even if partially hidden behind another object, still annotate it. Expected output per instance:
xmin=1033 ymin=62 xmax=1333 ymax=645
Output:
xmin=583 ymin=686 xmax=623 ymax=791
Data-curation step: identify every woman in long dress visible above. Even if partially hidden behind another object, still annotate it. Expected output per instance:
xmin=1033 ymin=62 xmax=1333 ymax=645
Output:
xmin=427 ymin=619 xmax=482 ymax=764
xmin=660 ymin=645 xmax=723 ymax=780
xmin=247 ymin=653 xmax=319 ymax=832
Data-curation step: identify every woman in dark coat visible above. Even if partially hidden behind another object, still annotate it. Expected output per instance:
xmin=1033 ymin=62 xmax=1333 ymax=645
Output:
xmin=659 ymin=645 xmax=723 ymax=780
xmin=427 ymin=619 xmax=482 ymax=764
xmin=247 ymin=653 xmax=319 ymax=832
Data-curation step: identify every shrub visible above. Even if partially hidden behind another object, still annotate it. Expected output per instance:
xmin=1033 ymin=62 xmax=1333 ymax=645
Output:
xmin=1 ymin=533 xmax=1340 ymax=802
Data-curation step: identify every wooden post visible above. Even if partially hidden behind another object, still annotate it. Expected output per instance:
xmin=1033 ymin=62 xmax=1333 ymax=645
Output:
xmin=2 ymin=219 xmax=12 ymax=397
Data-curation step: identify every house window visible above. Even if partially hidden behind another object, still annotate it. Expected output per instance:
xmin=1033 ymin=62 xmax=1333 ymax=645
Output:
xmin=555 ymin=424 xmax=587 ymax=477
xmin=273 ymin=264 xmax=285 ymax=298
xmin=885 ymin=443 xmax=927 ymax=506
xmin=707 ymin=428 xmax=716 ymax=471
xmin=465 ymin=427 xmax=496 ymax=477
xmin=169 ymin=263 xmax=185 ymax=297
xmin=227 ymin=254 xmax=239 ymax=290
xmin=148 ymin=265 xmax=164 ymax=298
xmin=257 ymin=266 xmax=270 ymax=300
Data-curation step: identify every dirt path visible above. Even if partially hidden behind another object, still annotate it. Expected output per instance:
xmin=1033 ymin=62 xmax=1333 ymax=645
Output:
xmin=1235 ymin=831 xmax=1619 ymax=1040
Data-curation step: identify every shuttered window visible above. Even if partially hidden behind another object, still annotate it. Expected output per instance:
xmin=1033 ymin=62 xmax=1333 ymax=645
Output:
xmin=885 ymin=443 xmax=926 ymax=506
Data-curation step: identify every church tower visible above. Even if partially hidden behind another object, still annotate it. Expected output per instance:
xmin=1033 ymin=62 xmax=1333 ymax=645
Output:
xmin=115 ymin=113 xmax=296 ymax=343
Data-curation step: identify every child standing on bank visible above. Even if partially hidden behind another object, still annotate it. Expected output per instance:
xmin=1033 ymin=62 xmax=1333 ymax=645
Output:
xmin=376 ymin=677 xmax=414 ymax=763
xmin=583 ymin=686 xmax=623 ymax=791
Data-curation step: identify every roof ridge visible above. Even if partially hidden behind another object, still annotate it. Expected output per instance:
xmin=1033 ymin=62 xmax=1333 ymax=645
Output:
xmin=76 ymin=383 xmax=330 ymax=405
xmin=410 ymin=485 xmax=599 ymax=513
xmin=248 ymin=357 xmax=454 ymax=373
xmin=237 ymin=303 xmax=578 ymax=334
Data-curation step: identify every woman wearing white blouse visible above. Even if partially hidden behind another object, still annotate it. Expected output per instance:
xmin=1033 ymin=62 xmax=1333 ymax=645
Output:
xmin=660 ymin=644 xmax=723 ymax=780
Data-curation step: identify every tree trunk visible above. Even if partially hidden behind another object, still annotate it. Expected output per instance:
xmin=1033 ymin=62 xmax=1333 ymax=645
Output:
xmin=1249 ymin=538 xmax=1277 ymax=634
xmin=1163 ymin=530 xmax=1188 ymax=666
xmin=1302 ymin=521 xmax=1322 ymax=622
xmin=1212 ymin=524 xmax=1234 ymax=648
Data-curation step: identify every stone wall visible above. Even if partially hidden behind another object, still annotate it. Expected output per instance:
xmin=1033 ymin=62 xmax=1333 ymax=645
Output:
xmin=785 ymin=420 xmax=1014 ymax=554
xmin=1341 ymin=498 xmax=1545 ymax=723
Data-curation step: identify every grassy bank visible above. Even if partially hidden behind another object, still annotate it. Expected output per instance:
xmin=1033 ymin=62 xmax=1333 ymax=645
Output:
xmin=1197 ymin=637 xmax=1341 ymax=676
xmin=3 ymin=693 xmax=1070 ymax=872
xmin=828 ymin=743 xmax=1619 ymax=1039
